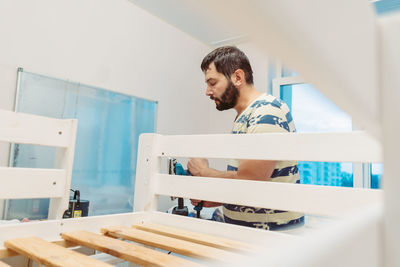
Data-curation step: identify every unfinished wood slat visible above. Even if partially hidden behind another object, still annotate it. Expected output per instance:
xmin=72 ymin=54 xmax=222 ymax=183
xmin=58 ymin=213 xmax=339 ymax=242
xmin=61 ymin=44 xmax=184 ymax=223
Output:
xmin=4 ymin=237 xmax=111 ymax=267
xmin=101 ymin=226 xmax=246 ymax=264
xmin=62 ymin=230 xmax=202 ymax=267
xmin=0 ymin=249 xmax=18 ymax=260
xmin=0 ymin=240 xmax=76 ymax=260
xmin=133 ymin=222 xmax=257 ymax=253
xmin=0 ymin=261 xmax=11 ymax=267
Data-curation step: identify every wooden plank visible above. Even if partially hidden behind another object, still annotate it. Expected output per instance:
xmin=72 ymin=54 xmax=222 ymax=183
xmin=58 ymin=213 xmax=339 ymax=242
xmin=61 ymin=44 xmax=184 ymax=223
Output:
xmin=62 ymin=230 xmax=202 ymax=267
xmin=101 ymin=226 xmax=246 ymax=263
xmin=0 ymin=212 xmax=146 ymax=246
xmin=0 ymin=249 xmax=18 ymax=259
xmin=132 ymin=222 xmax=256 ymax=253
xmin=0 ymin=261 xmax=11 ymax=267
xmin=0 ymin=167 xmax=66 ymax=199
xmin=0 ymin=109 xmax=75 ymax=148
xmin=154 ymin=174 xmax=383 ymax=217
xmin=4 ymin=237 xmax=112 ymax=267
xmin=156 ymin=132 xmax=382 ymax=162
xmin=0 ymin=240 xmax=76 ymax=259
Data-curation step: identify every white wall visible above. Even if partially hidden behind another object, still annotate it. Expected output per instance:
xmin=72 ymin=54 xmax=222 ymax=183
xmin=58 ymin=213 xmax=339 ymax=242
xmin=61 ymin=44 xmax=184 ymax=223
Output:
xmin=0 ymin=0 xmax=214 ymax=158
xmin=0 ymin=0 xmax=271 ymax=215
xmin=0 ymin=0 xmax=218 ymax=215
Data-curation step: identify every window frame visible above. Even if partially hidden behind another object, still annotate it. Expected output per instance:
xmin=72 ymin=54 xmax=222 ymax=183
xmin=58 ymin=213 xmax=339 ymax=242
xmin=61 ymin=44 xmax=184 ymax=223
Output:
xmin=271 ymin=64 xmax=371 ymax=188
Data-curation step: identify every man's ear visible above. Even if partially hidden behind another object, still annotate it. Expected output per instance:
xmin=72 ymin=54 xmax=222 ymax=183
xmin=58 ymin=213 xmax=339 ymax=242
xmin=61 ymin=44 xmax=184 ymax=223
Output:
xmin=231 ymin=69 xmax=245 ymax=87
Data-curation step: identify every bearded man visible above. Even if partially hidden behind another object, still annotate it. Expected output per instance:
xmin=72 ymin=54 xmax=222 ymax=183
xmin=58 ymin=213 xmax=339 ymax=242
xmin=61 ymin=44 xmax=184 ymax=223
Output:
xmin=188 ymin=46 xmax=303 ymax=230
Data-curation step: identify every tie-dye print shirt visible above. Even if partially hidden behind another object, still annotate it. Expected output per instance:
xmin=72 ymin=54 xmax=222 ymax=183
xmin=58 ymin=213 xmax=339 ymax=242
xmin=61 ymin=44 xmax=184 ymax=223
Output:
xmin=223 ymin=93 xmax=303 ymax=230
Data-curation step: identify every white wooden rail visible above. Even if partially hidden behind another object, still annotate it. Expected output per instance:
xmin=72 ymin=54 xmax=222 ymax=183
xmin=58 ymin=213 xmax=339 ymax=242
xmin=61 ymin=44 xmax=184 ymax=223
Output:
xmin=134 ymin=132 xmax=383 ymax=218
xmin=0 ymin=168 xmax=66 ymax=199
xmin=155 ymin=174 xmax=382 ymax=218
xmin=157 ymin=131 xmax=382 ymax=162
xmin=0 ymin=110 xmax=74 ymax=148
xmin=0 ymin=109 xmax=77 ymax=219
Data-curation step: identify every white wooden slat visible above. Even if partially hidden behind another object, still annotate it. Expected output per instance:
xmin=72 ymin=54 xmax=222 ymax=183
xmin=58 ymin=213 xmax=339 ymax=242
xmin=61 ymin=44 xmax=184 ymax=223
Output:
xmin=0 ymin=109 xmax=76 ymax=148
xmin=156 ymin=131 xmax=382 ymax=163
xmin=0 ymin=167 xmax=66 ymax=199
xmin=154 ymin=174 xmax=383 ymax=217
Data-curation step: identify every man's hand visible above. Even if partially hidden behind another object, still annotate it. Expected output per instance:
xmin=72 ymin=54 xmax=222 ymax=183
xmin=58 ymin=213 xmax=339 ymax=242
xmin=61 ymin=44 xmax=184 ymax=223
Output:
xmin=190 ymin=199 xmax=221 ymax=207
xmin=187 ymin=158 xmax=209 ymax=176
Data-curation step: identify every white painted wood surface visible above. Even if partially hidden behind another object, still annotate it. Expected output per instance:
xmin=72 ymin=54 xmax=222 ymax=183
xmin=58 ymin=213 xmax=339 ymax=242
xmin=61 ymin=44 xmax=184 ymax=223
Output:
xmin=0 ymin=109 xmax=77 ymax=220
xmin=48 ymin=119 xmax=77 ymax=219
xmin=379 ymin=13 xmax=400 ymax=267
xmin=134 ymin=134 xmax=161 ymax=212
xmin=249 ymin=204 xmax=382 ymax=267
xmin=155 ymin=174 xmax=382 ymax=218
xmin=0 ymin=110 xmax=75 ymax=148
xmin=157 ymin=131 xmax=382 ymax=162
xmin=0 ymin=167 xmax=66 ymax=199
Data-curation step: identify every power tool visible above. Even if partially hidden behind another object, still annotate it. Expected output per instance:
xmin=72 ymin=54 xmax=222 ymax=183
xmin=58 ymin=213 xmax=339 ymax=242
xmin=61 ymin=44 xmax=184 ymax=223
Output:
xmin=169 ymin=158 xmax=203 ymax=218
xmin=62 ymin=189 xmax=89 ymax=218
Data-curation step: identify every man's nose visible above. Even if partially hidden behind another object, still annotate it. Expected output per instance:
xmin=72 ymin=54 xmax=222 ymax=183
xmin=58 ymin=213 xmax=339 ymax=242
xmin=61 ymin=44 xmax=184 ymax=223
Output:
xmin=206 ymin=86 xmax=213 ymax=96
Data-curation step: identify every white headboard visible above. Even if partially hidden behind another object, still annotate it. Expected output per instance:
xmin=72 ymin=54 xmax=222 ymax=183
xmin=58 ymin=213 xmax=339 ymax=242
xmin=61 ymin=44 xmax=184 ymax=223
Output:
xmin=0 ymin=110 xmax=77 ymax=219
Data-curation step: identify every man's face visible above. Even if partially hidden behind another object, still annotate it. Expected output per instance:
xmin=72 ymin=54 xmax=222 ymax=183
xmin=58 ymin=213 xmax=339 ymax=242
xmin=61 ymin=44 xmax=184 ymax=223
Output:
xmin=204 ymin=63 xmax=239 ymax=111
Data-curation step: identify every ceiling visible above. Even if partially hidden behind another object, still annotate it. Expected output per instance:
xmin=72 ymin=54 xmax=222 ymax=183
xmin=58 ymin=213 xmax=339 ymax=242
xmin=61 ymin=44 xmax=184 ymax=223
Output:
xmin=128 ymin=0 xmax=246 ymax=46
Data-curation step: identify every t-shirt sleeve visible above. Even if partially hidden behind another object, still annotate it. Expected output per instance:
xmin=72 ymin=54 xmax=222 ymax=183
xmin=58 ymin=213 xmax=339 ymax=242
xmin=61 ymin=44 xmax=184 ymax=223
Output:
xmin=247 ymin=104 xmax=291 ymax=134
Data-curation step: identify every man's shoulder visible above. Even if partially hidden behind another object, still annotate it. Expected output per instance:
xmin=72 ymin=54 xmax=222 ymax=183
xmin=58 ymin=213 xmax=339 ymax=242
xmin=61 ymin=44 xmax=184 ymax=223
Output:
xmin=250 ymin=94 xmax=287 ymax=115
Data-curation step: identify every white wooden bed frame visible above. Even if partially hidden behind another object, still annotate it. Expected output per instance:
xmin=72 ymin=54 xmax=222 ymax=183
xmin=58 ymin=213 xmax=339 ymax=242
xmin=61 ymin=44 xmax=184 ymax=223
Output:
xmin=1 ymin=1 xmax=399 ymax=266
xmin=0 ymin=110 xmax=384 ymax=266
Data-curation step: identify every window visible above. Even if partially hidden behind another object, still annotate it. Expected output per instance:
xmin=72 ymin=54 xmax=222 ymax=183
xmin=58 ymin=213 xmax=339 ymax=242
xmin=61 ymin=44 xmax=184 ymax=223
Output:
xmin=281 ymin=83 xmax=354 ymax=187
xmin=371 ymin=163 xmax=383 ymax=189
xmin=272 ymin=65 xmax=383 ymax=189
xmin=5 ymin=69 xmax=157 ymax=220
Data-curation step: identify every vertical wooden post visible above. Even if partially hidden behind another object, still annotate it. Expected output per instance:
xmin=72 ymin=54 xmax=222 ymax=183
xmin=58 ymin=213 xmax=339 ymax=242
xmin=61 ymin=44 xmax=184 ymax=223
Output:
xmin=48 ymin=119 xmax=78 ymax=219
xmin=380 ymin=14 xmax=400 ymax=267
xmin=134 ymin=134 xmax=161 ymax=212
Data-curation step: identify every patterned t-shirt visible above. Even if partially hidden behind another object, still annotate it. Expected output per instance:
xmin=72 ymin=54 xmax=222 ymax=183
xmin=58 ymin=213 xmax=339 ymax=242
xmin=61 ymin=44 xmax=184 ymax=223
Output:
xmin=223 ymin=93 xmax=303 ymax=230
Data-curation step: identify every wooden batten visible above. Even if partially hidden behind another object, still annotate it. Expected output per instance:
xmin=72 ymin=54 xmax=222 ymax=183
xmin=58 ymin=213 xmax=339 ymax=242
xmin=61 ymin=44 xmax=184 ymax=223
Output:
xmin=0 ymin=261 xmax=11 ymax=267
xmin=62 ymin=230 xmax=202 ymax=267
xmin=0 ymin=239 xmax=76 ymax=260
xmin=4 ymin=237 xmax=111 ymax=267
xmin=132 ymin=222 xmax=257 ymax=253
xmin=101 ymin=225 xmax=247 ymax=264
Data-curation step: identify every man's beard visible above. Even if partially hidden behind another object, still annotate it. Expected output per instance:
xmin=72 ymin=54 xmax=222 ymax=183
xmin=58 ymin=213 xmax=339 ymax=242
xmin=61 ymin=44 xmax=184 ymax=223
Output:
xmin=211 ymin=81 xmax=239 ymax=111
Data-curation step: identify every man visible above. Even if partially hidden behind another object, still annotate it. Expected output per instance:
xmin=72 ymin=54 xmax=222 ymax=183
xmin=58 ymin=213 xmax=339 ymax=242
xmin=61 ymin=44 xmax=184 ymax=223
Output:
xmin=188 ymin=46 xmax=303 ymax=230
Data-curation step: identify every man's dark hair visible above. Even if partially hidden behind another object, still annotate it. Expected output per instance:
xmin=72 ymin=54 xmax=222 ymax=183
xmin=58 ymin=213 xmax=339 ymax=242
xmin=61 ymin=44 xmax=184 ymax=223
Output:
xmin=201 ymin=46 xmax=254 ymax=85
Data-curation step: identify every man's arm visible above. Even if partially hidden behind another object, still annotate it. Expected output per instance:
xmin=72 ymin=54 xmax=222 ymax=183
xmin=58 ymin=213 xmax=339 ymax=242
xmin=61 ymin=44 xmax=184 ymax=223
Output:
xmin=188 ymin=158 xmax=277 ymax=181
xmin=188 ymin=158 xmax=277 ymax=207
